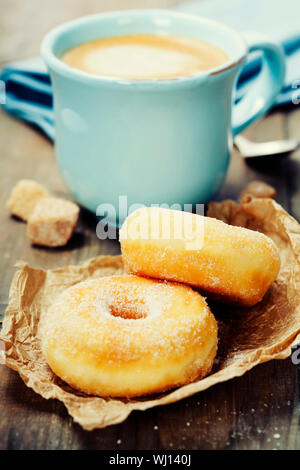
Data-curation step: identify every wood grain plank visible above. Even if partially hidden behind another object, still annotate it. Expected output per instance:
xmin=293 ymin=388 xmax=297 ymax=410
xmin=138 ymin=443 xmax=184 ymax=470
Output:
xmin=0 ymin=0 xmax=299 ymax=450
xmin=1 ymin=357 xmax=298 ymax=450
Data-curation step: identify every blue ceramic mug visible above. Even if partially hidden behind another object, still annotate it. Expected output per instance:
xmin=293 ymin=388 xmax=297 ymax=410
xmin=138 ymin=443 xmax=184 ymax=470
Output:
xmin=41 ymin=10 xmax=285 ymax=223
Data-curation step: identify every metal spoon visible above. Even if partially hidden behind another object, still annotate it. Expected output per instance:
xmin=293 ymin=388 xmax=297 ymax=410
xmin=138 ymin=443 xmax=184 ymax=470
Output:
xmin=234 ymin=135 xmax=299 ymax=159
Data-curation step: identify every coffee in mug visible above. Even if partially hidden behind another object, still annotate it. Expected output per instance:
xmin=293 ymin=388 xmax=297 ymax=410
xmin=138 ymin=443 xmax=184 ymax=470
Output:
xmin=61 ymin=33 xmax=229 ymax=80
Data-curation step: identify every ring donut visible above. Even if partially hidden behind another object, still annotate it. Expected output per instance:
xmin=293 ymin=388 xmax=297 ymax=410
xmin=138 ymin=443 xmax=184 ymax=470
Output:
xmin=41 ymin=275 xmax=218 ymax=397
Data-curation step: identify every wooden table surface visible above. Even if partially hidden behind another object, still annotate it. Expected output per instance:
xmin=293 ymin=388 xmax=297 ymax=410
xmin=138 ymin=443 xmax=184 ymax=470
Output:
xmin=0 ymin=0 xmax=299 ymax=451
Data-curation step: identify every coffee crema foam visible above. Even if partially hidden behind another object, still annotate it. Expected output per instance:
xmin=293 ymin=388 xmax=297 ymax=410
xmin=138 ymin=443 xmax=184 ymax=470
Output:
xmin=61 ymin=34 xmax=229 ymax=80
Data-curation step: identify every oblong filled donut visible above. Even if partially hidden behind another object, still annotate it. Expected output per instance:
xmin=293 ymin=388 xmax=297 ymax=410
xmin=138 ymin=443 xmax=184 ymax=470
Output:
xmin=41 ymin=275 xmax=217 ymax=397
xmin=120 ymin=207 xmax=281 ymax=307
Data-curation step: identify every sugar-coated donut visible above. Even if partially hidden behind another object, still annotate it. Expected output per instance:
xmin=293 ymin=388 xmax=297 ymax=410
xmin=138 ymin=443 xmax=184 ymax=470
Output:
xmin=41 ymin=275 xmax=217 ymax=397
xmin=120 ymin=207 xmax=281 ymax=307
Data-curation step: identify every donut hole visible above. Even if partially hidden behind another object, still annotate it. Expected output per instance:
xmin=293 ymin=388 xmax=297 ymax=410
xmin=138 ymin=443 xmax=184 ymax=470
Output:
xmin=108 ymin=301 xmax=148 ymax=320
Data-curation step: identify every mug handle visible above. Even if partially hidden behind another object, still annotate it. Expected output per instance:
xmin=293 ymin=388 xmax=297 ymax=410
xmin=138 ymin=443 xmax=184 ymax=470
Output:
xmin=232 ymin=31 xmax=286 ymax=136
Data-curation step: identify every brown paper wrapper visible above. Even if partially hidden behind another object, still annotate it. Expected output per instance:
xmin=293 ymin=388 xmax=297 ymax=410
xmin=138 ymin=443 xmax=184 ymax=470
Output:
xmin=1 ymin=197 xmax=300 ymax=430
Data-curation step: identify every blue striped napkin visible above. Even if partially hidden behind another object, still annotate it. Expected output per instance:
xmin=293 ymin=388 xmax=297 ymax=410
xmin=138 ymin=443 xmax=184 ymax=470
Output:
xmin=0 ymin=58 xmax=54 ymax=139
xmin=1 ymin=0 xmax=300 ymax=141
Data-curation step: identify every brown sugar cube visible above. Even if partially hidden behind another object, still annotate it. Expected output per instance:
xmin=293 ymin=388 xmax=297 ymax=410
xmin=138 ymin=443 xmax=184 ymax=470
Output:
xmin=239 ymin=180 xmax=277 ymax=202
xmin=6 ymin=179 xmax=50 ymax=221
xmin=27 ymin=197 xmax=79 ymax=247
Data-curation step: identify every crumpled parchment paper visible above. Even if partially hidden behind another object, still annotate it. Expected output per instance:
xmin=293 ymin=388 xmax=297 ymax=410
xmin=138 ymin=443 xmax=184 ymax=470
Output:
xmin=1 ymin=196 xmax=300 ymax=430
